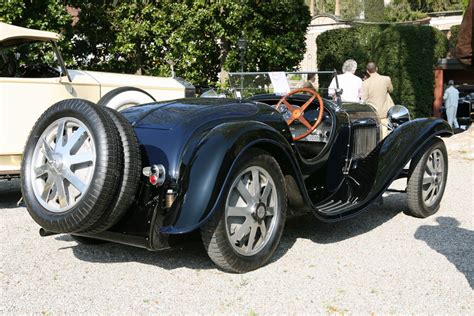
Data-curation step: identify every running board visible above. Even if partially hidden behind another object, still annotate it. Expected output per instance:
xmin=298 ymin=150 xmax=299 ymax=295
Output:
xmin=316 ymin=198 xmax=359 ymax=215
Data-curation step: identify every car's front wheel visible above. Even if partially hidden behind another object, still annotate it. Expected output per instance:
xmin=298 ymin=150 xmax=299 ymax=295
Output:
xmin=201 ymin=149 xmax=287 ymax=273
xmin=406 ymin=137 xmax=448 ymax=218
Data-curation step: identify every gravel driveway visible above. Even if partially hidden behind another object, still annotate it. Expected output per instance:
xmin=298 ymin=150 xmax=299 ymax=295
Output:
xmin=1 ymin=133 xmax=473 ymax=314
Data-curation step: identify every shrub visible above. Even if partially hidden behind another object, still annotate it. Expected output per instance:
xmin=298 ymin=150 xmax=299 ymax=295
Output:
xmin=317 ymin=24 xmax=448 ymax=117
xmin=317 ymin=25 xmax=385 ymax=86
xmin=373 ymin=25 xmax=448 ymax=117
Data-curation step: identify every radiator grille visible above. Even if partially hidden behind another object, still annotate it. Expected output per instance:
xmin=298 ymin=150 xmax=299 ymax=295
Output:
xmin=352 ymin=125 xmax=378 ymax=158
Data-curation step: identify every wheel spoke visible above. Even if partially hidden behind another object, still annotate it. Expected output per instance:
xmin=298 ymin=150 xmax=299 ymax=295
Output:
xmin=428 ymin=185 xmax=438 ymax=205
xmin=54 ymin=176 xmax=68 ymax=208
xmin=260 ymin=220 xmax=268 ymax=240
xmin=41 ymin=138 xmax=54 ymax=161
xmin=237 ymin=179 xmax=254 ymax=205
xmin=40 ymin=177 xmax=55 ymax=201
xmin=34 ymin=164 xmax=49 ymax=178
xmin=423 ymin=183 xmax=434 ymax=202
xmin=230 ymin=219 xmax=251 ymax=245
xmin=68 ymin=152 xmax=94 ymax=166
xmin=55 ymin=119 xmax=66 ymax=150
xmin=64 ymin=127 xmax=87 ymax=154
xmin=422 ymin=175 xmax=432 ymax=185
xmin=227 ymin=206 xmax=249 ymax=217
xmin=266 ymin=206 xmax=275 ymax=216
xmin=261 ymin=182 xmax=273 ymax=204
xmin=63 ymin=170 xmax=86 ymax=193
xmin=247 ymin=223 xmax=258 ymax=252
xmin=252 ymin=169 xmax=260 ymax=199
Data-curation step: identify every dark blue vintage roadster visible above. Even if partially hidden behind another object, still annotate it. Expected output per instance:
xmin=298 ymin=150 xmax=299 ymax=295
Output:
xmin=21 ymin=71 xmax=452 ymax=272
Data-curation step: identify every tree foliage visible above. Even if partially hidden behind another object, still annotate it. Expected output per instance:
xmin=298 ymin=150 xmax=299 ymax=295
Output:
xmin=364 ymin=0 xmax=385 ymax=21
xmin=317 ymin=25 xmax=448 ymax=117
xmin=0 ymin=0 xmax=73 ymax=56
xmin=390 ymin=0 xmax=467 ymax=12
xmin=2 ymin=1 xmax=310 ymax=87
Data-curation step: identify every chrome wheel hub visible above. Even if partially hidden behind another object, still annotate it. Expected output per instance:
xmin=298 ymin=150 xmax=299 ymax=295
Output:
xmin=422 ymin=148 xmax=445 ymax=208
xmin=225 ymin=166 xmax=279 ymax=256
xmin=30 ymin=117 xmax=96 ymax=213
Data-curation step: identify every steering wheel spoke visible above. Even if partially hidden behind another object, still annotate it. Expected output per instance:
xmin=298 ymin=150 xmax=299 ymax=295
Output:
xmin=298 ymin=116 xmax=313 ymax=129
xmin=274 ymin=88 xmax=324 ymax=141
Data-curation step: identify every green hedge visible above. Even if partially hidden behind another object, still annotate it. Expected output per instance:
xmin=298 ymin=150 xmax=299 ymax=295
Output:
xmin=317 ymin=25 xmax=448 ymax=117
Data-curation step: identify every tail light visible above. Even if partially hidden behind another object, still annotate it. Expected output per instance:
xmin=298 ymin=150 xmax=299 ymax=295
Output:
xmin=142 ymin=164 xmax=166 ymax=186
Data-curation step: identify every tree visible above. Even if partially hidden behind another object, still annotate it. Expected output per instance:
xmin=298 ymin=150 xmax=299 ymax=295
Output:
xmin=0 ymin=0 xmax=73 ymax=58
xmin=364 ymin=0 xmax=385 ymax=21
xmin=65 ymin=1 xmax=310 ymax=86
xmin=390 ymin=0 xmax=467 ymax=12
xmin=317 ymin=25 xmax=448 ymax=117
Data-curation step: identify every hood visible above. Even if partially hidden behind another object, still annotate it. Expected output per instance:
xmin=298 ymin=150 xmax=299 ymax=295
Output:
xmin=121 ymin=98 xmax=261 ymax=130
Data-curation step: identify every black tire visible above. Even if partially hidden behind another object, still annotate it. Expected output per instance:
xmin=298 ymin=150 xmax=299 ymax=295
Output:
xmin=21 ymin=99 xmax=121 ymax=233
xmin=71 ymin=235 xmax=106 ymax=245
xmin=201 ymin=149 xmax=287 ymax=273
xmin=97 ymin=87 xmax=155 ymax=111
xmin=405 ymin=137 xmax=448 ymax=218
xmin=83 ymin=107 xmax=142 ymax=233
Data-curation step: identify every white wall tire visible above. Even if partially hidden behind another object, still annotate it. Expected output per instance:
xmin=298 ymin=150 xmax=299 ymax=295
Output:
xmin=98 ymin=87 xmax=156 ymax=111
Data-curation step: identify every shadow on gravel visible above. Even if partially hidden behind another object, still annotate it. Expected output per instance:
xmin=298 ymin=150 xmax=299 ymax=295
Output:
xmin=56 ymin=231 xmax=215 ymax=271
xmin=57 ymin=193 xmax=404 ymax=272
xmin=0 ymin=179 xmax=22 ymax=209
xmin=415 ymin=217 xmax=474 ymax=289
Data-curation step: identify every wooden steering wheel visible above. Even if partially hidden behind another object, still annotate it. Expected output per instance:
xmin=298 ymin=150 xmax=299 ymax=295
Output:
xmin=275 ymin=88 xmax=324 ymax=141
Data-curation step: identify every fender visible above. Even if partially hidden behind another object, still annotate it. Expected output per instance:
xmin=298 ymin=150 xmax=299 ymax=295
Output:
xmin=160 ymin=120 xmax=299 ymax=234
xmin=317 ymin=117 xmax=452 ymax=221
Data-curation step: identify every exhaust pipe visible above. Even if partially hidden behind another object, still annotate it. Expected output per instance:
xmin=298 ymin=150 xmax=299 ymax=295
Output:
xmin=39 ymin=228 xmax=59 ymax=237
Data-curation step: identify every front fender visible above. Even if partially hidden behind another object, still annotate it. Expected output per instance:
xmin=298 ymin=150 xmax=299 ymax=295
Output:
xmin=160 ymin=121 xmax=294 ymax=234
xmin=337 ymin=118 xmax=452 ymax=218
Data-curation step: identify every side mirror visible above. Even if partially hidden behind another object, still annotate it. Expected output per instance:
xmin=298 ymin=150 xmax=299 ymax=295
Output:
xmin=388 ymin=105 xmax=410 ymax=128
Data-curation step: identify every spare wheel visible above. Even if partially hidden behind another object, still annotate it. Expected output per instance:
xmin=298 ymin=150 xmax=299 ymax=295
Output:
xmin=21 ymin=99 xmax=122 ymax=233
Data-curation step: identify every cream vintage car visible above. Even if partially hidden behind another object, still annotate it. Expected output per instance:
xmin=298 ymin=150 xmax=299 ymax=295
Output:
xmin=0 ymin=22 xmax=194 ymax=177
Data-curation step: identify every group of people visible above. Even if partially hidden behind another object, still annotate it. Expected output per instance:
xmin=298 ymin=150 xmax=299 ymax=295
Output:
xmin=304 ymin=58 xmax=461 ymax=135
xmin=304 ymin=59 xmax=394 ymax=137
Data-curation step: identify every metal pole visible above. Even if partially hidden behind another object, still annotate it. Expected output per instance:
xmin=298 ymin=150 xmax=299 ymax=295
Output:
xmin=240 ymin=51 xmax=244 ymax=95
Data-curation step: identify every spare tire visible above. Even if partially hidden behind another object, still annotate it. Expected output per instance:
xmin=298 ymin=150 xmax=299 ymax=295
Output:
xmin=21 ymin=99 xmax=122 ymax=233
xmin=83 ymin=107 xmax=142 ymax=233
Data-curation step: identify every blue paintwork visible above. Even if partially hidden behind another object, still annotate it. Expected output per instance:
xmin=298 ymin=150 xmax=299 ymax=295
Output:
xmin=117 ymin=96 xmax=452 ymax=239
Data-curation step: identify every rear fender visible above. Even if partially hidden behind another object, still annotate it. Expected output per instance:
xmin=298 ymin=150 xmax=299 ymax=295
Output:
xmin=160 ymin=121 xmax=299 ymax=234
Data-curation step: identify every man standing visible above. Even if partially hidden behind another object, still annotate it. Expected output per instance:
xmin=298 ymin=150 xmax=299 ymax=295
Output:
xmin=328 ymin=59 xmax=362 ymax=102
xmin=362 ymin=62 xmax=394 ymax=137
xmin=302 ymin=73 xmax=317 ymax=91
xmin=443 ymin=80 xmax=460 ymax=129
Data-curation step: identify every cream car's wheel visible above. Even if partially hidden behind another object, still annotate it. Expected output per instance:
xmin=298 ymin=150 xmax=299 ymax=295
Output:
xmin=21 ymin=99 xmax=122 ymax=233
xmin=201 ymin=149 xmax=287 ymax=273
xmin=97 ymin=87 xmax=155 ymax=111
xmin=406 ymin=137 xmax=448 ymax=218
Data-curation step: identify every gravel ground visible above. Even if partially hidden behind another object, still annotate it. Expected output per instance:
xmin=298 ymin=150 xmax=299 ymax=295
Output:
xmin=1 ymin=133 xmax=473 ymax=314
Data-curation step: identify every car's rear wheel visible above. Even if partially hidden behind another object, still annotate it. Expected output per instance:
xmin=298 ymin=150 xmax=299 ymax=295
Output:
xmin=405 ymin=137 xmax=448 ymax=218
xmin=201 ymin=149 xmax=287 ymax=273
xmin=21 ymin=99 xmax=122 ymax=233
xmin=97 ymin=87 xmax=155 ymax=111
